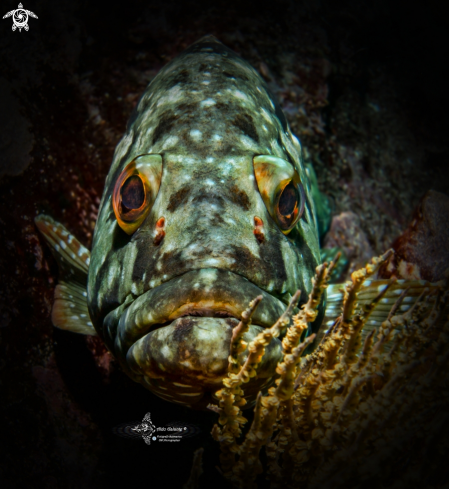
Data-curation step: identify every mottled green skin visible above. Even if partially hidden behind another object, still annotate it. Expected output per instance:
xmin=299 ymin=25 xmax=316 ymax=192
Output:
xmin=87 ymin=36 xmax=323 ymax=408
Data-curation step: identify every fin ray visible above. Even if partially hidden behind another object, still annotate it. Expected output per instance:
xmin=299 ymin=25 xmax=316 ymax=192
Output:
xmin=35 ymin=214 xmax=96 ymax=336
xmin=319 ymin=279 xmax=446 ymax=345
xmin=35 ymin=214 xmax=90 ymax=282
xmin=52 ymin=281 xmax=96 ymax=335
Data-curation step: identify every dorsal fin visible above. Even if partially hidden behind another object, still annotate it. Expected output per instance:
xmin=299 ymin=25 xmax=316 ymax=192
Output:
xmin=35 ymin=215 xmax=96 ymax=336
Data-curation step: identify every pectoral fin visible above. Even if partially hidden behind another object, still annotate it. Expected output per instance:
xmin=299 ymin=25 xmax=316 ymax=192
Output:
xmin=35 ymin=215 xmax=97 ymax=336
xmin=319 ymin=278 xmax=446 ymax=345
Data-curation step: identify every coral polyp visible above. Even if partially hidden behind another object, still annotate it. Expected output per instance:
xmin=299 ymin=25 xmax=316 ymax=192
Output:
xmin=209 ymin=252 xmax=449 ymax=488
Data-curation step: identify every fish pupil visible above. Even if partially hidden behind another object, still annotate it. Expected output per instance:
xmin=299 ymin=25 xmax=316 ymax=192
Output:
xmin=121 ymin=175 xmax=145 ymax=212
xmin=278 ymin=182 xmax=298 ymax=217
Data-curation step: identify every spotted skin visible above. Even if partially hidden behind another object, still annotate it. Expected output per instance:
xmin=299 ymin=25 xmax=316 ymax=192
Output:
xmin=49 ymin=36 xmax=324 ymax=409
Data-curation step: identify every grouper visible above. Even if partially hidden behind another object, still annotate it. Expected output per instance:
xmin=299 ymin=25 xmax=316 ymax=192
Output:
xmin=35 ymin=36 xmax=429 ymax=409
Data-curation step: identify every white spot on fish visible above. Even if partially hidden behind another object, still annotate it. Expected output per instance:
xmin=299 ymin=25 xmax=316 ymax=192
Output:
xmin=60 ymin=240 xmax=67 ymax=249
xmin=54 ymin=244 xmax=60 ymax=251
xmin=206 ymin=157 xmax=214 ymax=163
xmin=82 ymin=291 xmax=87 ymax=297
xmin=291 ymin=134 xmax=300 ymax=146
xmin=240 ymin=135 xmax=257 ymax=149
xmin=201 ymin=98 xmax=215 ymax=107
xmin=212 ymin=134 xmax=222 ymax=141
xmin=157 ymin=85 xmax=183 ymax=106
xmin=80 ymin=314 xmax=87 ymax=318
xmin=71 ymin=315 xmax=78 ymax=320
xmin=201 ymin=80 xmax=210 ymax=85
xmin=162 ymin=135 xmax=179 ymax=149
xmin=233 ymin=90 xmax=249 ymax=101
xmin=190 ymin=129 xmax=202 ymax=141
xmin=204 ymin=179 xmax=215 ymax=186
xmin=203 ymin=258 xmax=221 ymax=267
xmin=78 ymin=246 xmax=88 ymax=257
xmin=261 ymin=108 xmax=272 ymax=123
xmin=162 ymin=345 xmax=171 ymax=360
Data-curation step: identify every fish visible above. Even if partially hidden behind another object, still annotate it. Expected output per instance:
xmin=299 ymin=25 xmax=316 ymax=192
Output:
xmin=35 ymin=36 xmax=439 ymax=410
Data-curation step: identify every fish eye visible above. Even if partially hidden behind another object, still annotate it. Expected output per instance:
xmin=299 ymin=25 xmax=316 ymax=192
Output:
xmin=276 ymin=181 xmax=305 ymax=231
xmin=120 ymin=175 xmax=145 ymax=213
xmin=253 ymin=155 xmax=305 ymax=234
xmin=113 ymin=154 xmax=163 ymax=235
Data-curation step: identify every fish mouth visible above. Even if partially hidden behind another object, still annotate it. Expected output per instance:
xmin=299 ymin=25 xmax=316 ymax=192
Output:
xmin=105 ymin=268 xmax=298 ymax=408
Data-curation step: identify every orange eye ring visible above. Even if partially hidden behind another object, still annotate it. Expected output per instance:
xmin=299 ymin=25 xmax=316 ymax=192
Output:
xmin=112 ymin=154 xmax=163 ymax=235
xmin=253 ymin=155 xmax=305 ymax=235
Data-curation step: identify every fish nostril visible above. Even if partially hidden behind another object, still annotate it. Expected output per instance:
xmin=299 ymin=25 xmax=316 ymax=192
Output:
xmin=254 ymin=216 xmax=265 ymax=243
xmin=153 ymin=217 xmax=166 ymax=246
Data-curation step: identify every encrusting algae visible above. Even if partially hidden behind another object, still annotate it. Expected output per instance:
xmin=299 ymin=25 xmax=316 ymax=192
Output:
xmin=195 ymin=250 xmax=449 ymax=488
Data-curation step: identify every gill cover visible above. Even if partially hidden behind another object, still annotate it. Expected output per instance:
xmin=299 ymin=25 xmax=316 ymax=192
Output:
xmin=253 ymin=155 xmax=305 ymax=234
xmin=112 ymin=154 xmax=163 ymax=234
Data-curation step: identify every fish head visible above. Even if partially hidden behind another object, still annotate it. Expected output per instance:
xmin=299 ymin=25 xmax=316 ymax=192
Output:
xmin=87 ymin=36 xmax=324 ymax=408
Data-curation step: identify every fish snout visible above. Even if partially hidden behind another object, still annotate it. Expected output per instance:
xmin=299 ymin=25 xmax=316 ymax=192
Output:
xmin=106 ymin=269 xmax=292 ymax=408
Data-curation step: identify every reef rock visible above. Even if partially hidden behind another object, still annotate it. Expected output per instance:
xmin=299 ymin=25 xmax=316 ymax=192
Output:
xmin=379 ymin=190 xmax=449 ymax=281
xmin=322 ymin=211 xmax=375 ymax=277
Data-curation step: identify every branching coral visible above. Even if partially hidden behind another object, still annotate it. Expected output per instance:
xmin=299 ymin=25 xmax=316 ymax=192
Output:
xmin=210 ymin=251 xmax=449 ymax=488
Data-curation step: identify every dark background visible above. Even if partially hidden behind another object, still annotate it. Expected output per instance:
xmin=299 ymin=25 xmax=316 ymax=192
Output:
xmin=1 ymin=0 xmax=448 ymax=487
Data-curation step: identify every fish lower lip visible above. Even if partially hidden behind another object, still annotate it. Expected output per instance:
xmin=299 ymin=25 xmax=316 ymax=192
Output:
xmin=110 ymin=268 xmax=291 ymax=356
xmin=126 ymin=316 xmax=283 ymax=393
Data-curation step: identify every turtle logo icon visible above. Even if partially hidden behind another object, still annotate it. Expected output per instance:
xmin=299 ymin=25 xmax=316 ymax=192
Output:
xmin=3 ymin=3 xmax=38 ymax=32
